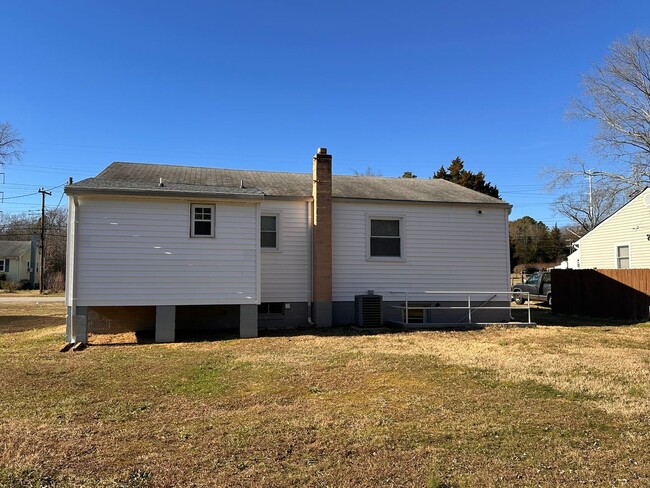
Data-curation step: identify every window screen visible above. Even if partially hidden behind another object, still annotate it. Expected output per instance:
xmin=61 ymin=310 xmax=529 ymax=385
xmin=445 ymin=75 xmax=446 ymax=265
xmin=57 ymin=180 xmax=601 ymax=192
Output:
xmin=261 ymin=215 xmax=277 ymax=248
xmin=370 ymin=219 xmax=401 ymax=257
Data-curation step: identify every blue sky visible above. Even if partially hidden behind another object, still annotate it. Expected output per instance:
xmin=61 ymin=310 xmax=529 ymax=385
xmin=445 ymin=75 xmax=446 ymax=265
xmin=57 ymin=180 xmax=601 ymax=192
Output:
xmin=2 ymin=1 xmax=649 ymax=225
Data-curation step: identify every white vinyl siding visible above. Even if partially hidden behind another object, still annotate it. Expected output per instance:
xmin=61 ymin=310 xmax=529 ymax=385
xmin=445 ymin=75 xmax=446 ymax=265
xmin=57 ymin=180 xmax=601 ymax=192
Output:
xmin=332 ymin=201 xmax=510 ymax=302
xmin=74 ymin=196 xmax=259 ymax=306
xmin=579 ymin=189 xmax=650 ymax=269
xmin=260 ymin=201 xmax=310 ymax=302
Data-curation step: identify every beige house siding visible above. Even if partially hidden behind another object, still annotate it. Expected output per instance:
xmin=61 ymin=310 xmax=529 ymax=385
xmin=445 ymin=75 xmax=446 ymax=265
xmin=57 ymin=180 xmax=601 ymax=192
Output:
xmin=1 ymin=255 xmax=28 ymax=282
xmin=0 ymin=242 xmax=37 ymax=283
xmin=579 ymin=189 xmax=650 ymax=269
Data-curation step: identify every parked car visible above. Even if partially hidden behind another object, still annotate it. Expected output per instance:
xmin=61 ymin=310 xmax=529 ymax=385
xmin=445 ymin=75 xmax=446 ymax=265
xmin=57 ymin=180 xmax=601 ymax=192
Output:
xmin=511 ymin=271 xmax=552 ymax=306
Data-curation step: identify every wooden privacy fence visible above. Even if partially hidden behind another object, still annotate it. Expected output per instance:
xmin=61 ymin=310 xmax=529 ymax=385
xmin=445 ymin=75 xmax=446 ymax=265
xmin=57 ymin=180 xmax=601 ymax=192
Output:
xmin=552 ymin=269 xmax=650 ymax=320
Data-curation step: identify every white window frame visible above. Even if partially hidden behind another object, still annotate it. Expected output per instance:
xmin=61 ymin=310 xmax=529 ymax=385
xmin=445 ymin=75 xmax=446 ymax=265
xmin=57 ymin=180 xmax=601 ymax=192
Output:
xmin=190 ymin=204 xmax=215 ymax=238
xmin=615 ymin=243 xmax=631 ymax=269
xmin=261 ymin=213 xmax=280 ymax=251
xmin=0 ymin=259 xmax=5 ymax=272
xmin=366 ymin=215 xmax=405 ymax=261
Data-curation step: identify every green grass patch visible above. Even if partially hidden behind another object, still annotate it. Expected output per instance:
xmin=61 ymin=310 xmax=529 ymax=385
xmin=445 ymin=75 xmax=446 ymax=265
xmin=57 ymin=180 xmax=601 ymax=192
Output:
xmin=3 ymin=303 xmax=650 ymax=486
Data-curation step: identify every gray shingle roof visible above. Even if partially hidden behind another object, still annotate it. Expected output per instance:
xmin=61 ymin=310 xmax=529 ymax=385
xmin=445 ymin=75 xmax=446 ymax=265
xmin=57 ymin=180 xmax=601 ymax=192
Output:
xmin=66 ymin=161 xmax=508 ymax=206
xmin=0 ymin=241 xmax=31 ymax=258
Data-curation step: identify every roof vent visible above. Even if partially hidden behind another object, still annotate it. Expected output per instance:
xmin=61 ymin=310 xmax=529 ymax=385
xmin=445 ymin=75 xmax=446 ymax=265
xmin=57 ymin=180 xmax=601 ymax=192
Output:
xmin=158 ymin=178 xmax=165 ymax=187
xmin=240 ymin=179 xmax=245 ymax=189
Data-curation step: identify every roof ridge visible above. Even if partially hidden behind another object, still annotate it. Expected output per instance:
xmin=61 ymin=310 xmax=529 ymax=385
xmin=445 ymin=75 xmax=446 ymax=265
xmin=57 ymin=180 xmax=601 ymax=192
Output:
xmin=107 ymin=161 xmax=311 ymax=177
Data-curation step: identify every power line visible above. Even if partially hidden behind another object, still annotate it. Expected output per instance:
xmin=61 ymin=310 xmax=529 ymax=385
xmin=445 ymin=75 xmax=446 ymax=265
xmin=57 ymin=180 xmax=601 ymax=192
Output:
xmin=54 ymin=190 xmax=66 ymax=210
xmin=2 ymin=182 xmax=65 ymax=201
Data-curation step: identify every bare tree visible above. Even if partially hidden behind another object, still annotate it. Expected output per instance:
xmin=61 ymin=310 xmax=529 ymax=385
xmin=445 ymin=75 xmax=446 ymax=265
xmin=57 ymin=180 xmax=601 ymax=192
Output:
xmin=547 ymin=158 xmax=626 ymax=231
xmin=351 ymin=167 xmax=383 ymax=176
xmin=0 ymin=208 xmax=67 ymax=289
xmin=569 ymin=33 xmax=650 ymax=176
xmin=0 ymin=122 xmax=23 ymax=166
xmin=554 ymin=183 xmax=623 ymax=232
xmin=548 ymin=33 xmax=650 ymax=227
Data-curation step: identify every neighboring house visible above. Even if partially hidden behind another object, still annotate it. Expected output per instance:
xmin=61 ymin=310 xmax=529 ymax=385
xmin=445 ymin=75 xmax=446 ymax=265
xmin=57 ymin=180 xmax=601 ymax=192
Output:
xmin=64 ymin=148 xmax=512 ymax=343
xmin=556 ymin=245 xmax=580 ymax=269
xmin=0 ymin=239 xmax=38 ymax=286
xmin=568 ymin=188 xmax=650 ymax=270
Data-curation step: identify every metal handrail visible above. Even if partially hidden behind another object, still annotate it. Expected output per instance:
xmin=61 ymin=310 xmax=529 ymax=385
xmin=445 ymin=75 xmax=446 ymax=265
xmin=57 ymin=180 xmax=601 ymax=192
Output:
xmin=384 ymin=290 xmax=531 ymax=325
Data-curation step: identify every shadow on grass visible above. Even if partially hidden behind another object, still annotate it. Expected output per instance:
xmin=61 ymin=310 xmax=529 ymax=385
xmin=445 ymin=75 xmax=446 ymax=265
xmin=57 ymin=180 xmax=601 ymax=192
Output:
xmin=87 ymin=324 xmax=417 ymax=347
xmin=511 ymin=305 xmax=650 ymax=327
xmin=0 ymin=315 xmax=65 ymax=334
xmin=84 ymin=308 xmax=650 ymax=347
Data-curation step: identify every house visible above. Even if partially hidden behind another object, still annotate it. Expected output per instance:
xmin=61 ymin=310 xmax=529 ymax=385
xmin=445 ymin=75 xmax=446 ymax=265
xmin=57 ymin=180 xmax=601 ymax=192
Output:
xmin=566 ymin=188 xmax=650 ymax=269
xmin=64 ymin=148 xmax=512 ymax=343
xmin=0 ymin=239 xmax=38 ymax=286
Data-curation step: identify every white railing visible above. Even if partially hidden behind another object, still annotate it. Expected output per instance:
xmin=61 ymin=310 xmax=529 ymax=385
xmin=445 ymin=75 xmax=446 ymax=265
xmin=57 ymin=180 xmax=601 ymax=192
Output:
xmin=384 ymin=290 xmax=531 ymax=325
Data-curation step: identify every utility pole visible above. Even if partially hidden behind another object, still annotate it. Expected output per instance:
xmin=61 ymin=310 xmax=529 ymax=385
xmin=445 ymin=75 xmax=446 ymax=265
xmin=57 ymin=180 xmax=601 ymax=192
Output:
xmin=586 ymin=170 xmax=595 ymax=227
xmin=38 ymin=188 xmax=51 ymax=293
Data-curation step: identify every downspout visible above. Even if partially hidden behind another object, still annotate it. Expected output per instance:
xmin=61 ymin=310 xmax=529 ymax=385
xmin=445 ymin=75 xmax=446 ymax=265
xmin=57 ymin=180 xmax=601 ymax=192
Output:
xmin=505 ymin=206 xmax=513 ymax=321
xmin=307 ymin=199 xmax=314 ymax=325
xmin=67 ymin=195 xmax=80 ymax=342
xmin=505 ymin=206 xmax=512 ymax=289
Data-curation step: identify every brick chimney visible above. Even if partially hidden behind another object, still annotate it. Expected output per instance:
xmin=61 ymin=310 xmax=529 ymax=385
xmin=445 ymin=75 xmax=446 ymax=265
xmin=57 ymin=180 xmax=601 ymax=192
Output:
xmin=312 ymin=147 xmax=333 ymax=326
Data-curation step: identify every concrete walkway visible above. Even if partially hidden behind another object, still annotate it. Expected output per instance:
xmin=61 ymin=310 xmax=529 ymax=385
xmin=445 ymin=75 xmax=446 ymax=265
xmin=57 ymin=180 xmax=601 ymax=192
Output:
xmin=0 ymin=296 xmax=65 ymax=303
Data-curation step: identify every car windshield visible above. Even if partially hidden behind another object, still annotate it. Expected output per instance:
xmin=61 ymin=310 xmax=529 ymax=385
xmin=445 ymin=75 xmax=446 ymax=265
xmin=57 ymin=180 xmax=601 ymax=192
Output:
xmin=525 ymin=273 xmax=540 ymax=285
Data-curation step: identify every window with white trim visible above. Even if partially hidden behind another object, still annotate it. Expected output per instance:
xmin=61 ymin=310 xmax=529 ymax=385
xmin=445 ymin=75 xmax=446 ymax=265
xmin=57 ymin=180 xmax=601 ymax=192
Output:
xmin=0 ymin=259 xmax=5 ymax=272
xmin=261 ymin=215 xmax=278 ymax=249
xmin=370 ymin=218 xmax=402 ymax=257
xmin=616 ymin=245 xmax=630 ymax=269
xmin=190 ymin=204 xmax=215 ymax=237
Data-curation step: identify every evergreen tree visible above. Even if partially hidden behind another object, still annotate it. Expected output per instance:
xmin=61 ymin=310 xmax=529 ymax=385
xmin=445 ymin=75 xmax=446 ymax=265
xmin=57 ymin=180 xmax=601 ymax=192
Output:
xmin=433 ymin=157 xmax=500 ymax=198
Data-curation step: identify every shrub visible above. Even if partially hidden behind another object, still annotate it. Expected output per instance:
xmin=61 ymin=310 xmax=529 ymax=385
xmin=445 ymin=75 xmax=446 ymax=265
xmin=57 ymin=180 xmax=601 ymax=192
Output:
xmin=18 ymin=279 xmax=33 ymax=290
xmin=0 ymin=273 xmax=6 ymax=281
xmin=1 ymin=280 xmax=19 ymax=293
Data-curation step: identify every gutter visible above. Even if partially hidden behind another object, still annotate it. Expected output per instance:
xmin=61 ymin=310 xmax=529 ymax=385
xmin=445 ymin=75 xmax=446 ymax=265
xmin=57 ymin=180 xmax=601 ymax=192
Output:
xmin=65 ymin=187 xmax=265 ymax=201
xmin=332 ymin=196 xmax=512 ymax=208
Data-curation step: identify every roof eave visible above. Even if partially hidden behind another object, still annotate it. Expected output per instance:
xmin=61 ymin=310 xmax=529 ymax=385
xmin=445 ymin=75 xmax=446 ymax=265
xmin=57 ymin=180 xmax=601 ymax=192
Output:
xmin=332 ymin=196 xmax=511 ymax=207
xmin=64 ymin=186 xmax=265 ymax=201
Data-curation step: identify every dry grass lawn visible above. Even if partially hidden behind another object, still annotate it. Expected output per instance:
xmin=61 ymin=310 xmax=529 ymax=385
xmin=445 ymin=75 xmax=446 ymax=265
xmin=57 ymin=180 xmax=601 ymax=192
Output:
xmin=1 ymin=303 xmax=650 ymax=487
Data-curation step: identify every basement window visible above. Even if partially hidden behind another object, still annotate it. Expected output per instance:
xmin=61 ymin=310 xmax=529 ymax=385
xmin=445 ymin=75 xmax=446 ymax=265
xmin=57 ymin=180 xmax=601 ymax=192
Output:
xmin=190 ymin=204 xmax=215 ymax=238
xmin=258 ymin=302 xmax=284 ymax=315
xmin=401 ymin=303 xmax=427 ymax=324
xmin=369 ymin=218 xmax=402 ymax=258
